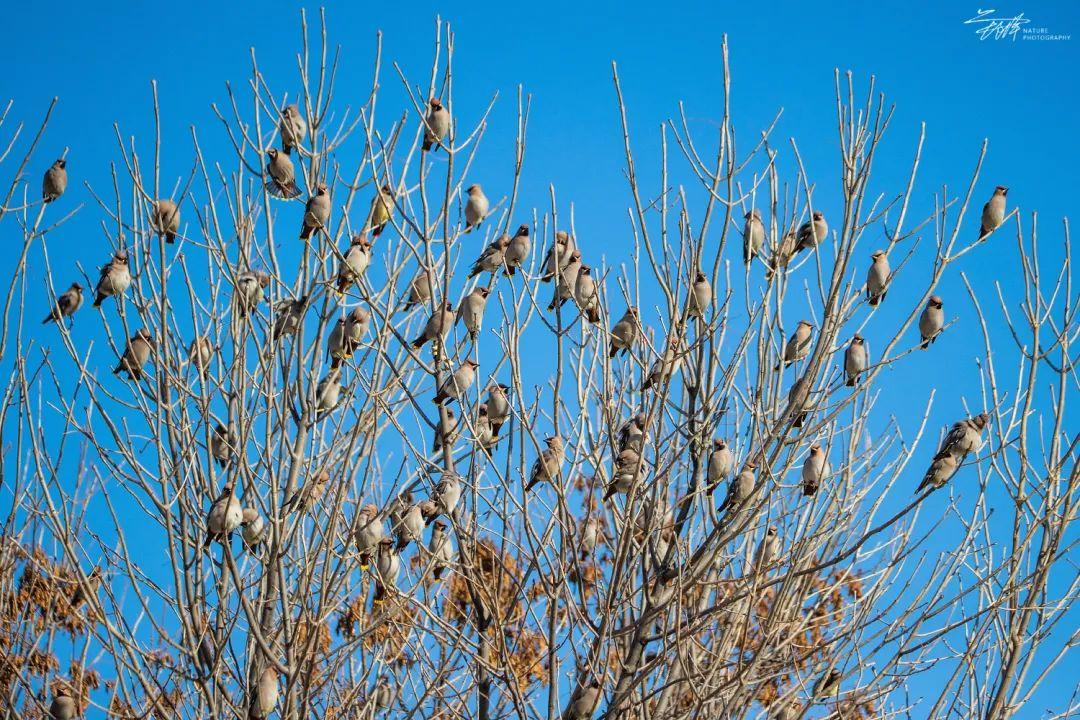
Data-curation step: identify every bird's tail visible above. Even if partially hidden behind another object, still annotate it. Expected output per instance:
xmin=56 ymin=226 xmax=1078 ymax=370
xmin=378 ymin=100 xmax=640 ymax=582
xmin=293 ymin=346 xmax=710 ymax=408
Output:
xmin=93 ymin=294 xmax=105 ymax=308
xmin=300 ymin=224 xmax=314 ymax=240
xmin=846 ymin=376 xmax=856 ymax=387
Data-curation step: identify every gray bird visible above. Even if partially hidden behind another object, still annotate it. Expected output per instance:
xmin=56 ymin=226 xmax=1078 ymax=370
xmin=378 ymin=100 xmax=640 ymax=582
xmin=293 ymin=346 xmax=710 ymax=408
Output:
xmin=919 ymin=295 xmax=944 ymax=348
xmin=934 ymin=412 xmax=990 ymax=461
xmin=152 ymin=199 xmax=181 ymax=244
xmin=706 ymin=438 xmax=734 ymax=493
xmin=42 ymin=158 xmax=68 ymax=203
xmin=642 ymin=332 xmax=683 ymax=391
xmin=457 ymin=286 xmax=490 ymax=338
xmin=315 ymin=367 xmax=342 ymax=416
xmin=433 ymin=406 xmax=461 ymax=452
xmin=299 ymin=183 xmax=331 ymax=240
xmin=422 ymin=97 xmax=451 ymax=152
xmin=250 ymin=665 xmax=279 ymax=718
xmin=609 ymin=306 xmax=640 ymax=358
xmin=394 ymin=500 xmax=435 ymax=549
xmin=755 ymin=525 xmax=780 ymax=572
xmin=411 ymin=300 xmax=456 ymax=349
xmin=604 ymin=448 xmax=642 ymax=499
xmin=574 ymin=265 xmax=601 ymax=323
xmin=336 ymin=234 xmax=372 ymax=295
xmin=767 ymin=229 xmax=798 ymax=279
xmin=234 ymin=271 xmax=270 ymax=318
xmin=504 ymin=224 xmax=531 ymax=276
xmin=205 ymin=482 xmax=243 ymax=545
xmin=616 ymin=413 xmax=647 ymax=454
xmin=433 ymin=359 xmax=479 ymax=404
xmin=917 ymin=452 xmax=960 ymax=493
xmin=687 ymin=271 xmax=712 ymax=318
xmin=374 ymin=538 xmax=401 ymax=601
xmin=525 ymin=436 xmax=565 ymax=492
xmin=364 ymin=184 xmax=395 ymax=237
xmin=113 ymin=328 xmax=154 ymax=380
xmin=240 ymin=507 xmax=266 ymax=550
xmin=743 ymin=208 xmax=766 ymax=264
xmin=344 ymin=307 xmax=371 ymax=355
xmin=402 ymin=267 xmax=435 ymax=310
xmin=795 ymin=211 xmax=827 ymax=253
xmin=464 ymin=183 xmax=489 ymax=231
xmin=473 ymin=403 xmax=498 ymax=453
xmin=777 ymin=320 xmax=814 ymax=370
xmin=813 ymin=669 xmax=842 ymax=700
xmin=866 ymin=250 xmax=890 ymax=306
xmin=354 ymin=504 xmax=385 ymax=570
xmin=43 ymin=282 xmax=84 ymax=326
xmin=284 ymin=469 xmax=330 ymax=514
xmin=485 ymin=383 xmax=511 ymax=437
xmin=49 ymin=691 xmax=76 ymax=720
xmin=718 ymin=460 xmax=755 ymax=516
xmin=579 ymin=516 xmax=601 ymax=558
xmin=844 ymin=334 xmax=868 ymax=387
xmin=469 ymin=234 xmax=511 ymax=278
xmin=429 ymin=520 xmax=454 ymax=579
xmin=280 ymin=103 xmax=307 ymax=155
xmin=271 ymin=295 xmax=309 ymax=341
xmin=68 ymin=566 xmax=102 ymax=611
xmin=188 ymin=335 xmax=214 ymax=374
xmin=801 ymin=443 xmax=830 ymax=496
xmin=562 ymin=680 xmax=601 ymax=720
xmin=210 ymin=423 xmax=234 ymax=467
xmin=787 ymin=375 xmax=810 ymax=428
xmin=433 ymin=471 xmax=462 ymax=518
xmin=265 ymin=148 xmax=300 ymax=199
xmin=327 ymin=318 xmax=349 ymax=368
xmin=93 ymin=249 xmax=132 ymax=307
xmin=549 ymin=249 xmax=583 ymax=310
xmin=978 ymin=185 xmax=1008 ymax=240
xmin=541 ymin=231 xmax=577 ymax=282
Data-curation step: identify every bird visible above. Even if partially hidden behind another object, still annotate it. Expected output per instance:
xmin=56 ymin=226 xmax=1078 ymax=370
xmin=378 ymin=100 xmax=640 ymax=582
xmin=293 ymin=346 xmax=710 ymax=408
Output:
xmin=787 ymin=375 xmax=810 ymax=428
xmin=616 ymin=413 xmax=647 ymax=454
xmin=579 ymin=516 xmax=601 ymax=558
xmin=549 ymin=249 xmax=583 ymax=310
xmin=767 ymin=229 xmax=798 ymax=279
xmin=428 ymin=520 xmax=454 ymax=579
xmin=457 ymin=286 xmax=490 ymax=339
xmin=541 ymin=231 xmax=577 ymax=282
xmin=234 ymin=271 xmax=270 ymax=318
xmin=280 ymin=103 xmax=307 ymax=155
xmin=411 ymin=301 xmax=455 ymax=350
xmin=250 ymin=665 xmax=279 ymax=718
xmin=394 ymin=501 xmax=434 ymax=550
xmin=433 ymin=471 xmax=462 ymax=518
xmin=240 ymin=508 xmax=266 ymax=550
xmin=265 ymin=148 xmax=300 ymax=199
xmin=42 ymin=282 xmax=83 ymax=326
xmin=299 ymin=183 xmax=331 ymax=240
xmin=210 ymin=423 xmax=234 ymax=467
xmin=113 ymin=328 xmax=154 ymax=380
xmin=866 ymin=250 xmax=890 ymax=306
xmin=844 ymin=334 xmax=868 ymax=387
xmin=433 ymin=406 xmax=460 ymax=452
xmin=354 ymin=504 xmax=385 ymax=570
xmin=49 ymin=690 xmax=76 ymax=720
xmin=364 ymin=184 xmax=395 ymax=237
xmin=718 ymin=461 xmax=755 ymax=516
xmin=464 ymin=184 xmax=489 ymax=231
xmin=706 ymin=438 xmax=734 ymax=494
xmin=93 ymin=249 xmax=132 ymax=307
xmin=422 ymin=97 xmax=451 ymax=152
xmin=504 ymin=224 xmax=532 ymax=276
xmin=69 ymin=566 xmax=102 ymax=611
xmin=642 ymin=332 xmax=683 ymax=391
xmin=917 ymin=452 xmax=959 ymax=493
xmin=315 ymin=368 xmax=342 ymax=417
xmin=978 ymin=185 xmax=1008 ymax=241
xmin=270 ymin=296 xmax=309 ymax=341
xmin=473 ymin=403 xmax=498 ymax=454
xmin=774 ymin=699 xmax=803 ymax=720
xmin=433 ymin=359 xmax=479 ymax=404
xmin=562 ymin=680 xmax=601 ymax=720
xmin=374 ymin=538 xmax=400 ymax=601
xmin=42 ymin=158 xmax=67 ymax=203
xmin=755 ymin=525 xmax=780 ymax=572
xmin=370 ymin=675 xmax=394 ymax=712
xmin=813 ymin=669 xmax=842 ymax=700
xmin=574 ymin=265 xmax=601 ymax=323
xmin=776 ymin=320 xmax=813 ymax=370
xmin=743 ymin=208 xmax=766 ymax=264
xmin=336 ymin=234 xmax=372 ymax=295
xmin=187 ymin=336 xmax=214 ymax=375
xmin=608 ymin=306 xmax=640 ymax=358
xmin=687 ymin=271 xmax=712 ymax=318
xmin=152 ymin=199 xmax=181 ymax=244
xmin=525 ymin=436 xmax=565 ymax=492
xmin=795 ymin=211 xmax=827 ymax=253
xmin=327 ymin=318 xmax=349 ymax=367
xmin=801 ymin=443 xmax=830 ymax=496
xmin=604 ymin=448 xmax=642 ymax=500
xmin=919 ymin=295 xmax=944 ymax=348
xmin=468 ymin=234 xmax=511 ymax=278
xmin=205 ymin=483 xmax=243 ymax=546
xmin=402 ymin=268 xmax=435 ymax=311
xmin=284 ymin=470 xmax=330 ymax=514
xmin=344 ymin=307 xmax=370 ymax=355
xmin=485 ymin=383 xmax=511 ymax=437
xmin=934 ymin=412 xmax=990 ymax=462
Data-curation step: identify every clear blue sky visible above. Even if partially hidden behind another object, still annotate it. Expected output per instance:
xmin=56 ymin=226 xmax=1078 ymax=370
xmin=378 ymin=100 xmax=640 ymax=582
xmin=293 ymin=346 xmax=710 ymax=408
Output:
xmin=2 ymin=0 xmax=1077 ymax=716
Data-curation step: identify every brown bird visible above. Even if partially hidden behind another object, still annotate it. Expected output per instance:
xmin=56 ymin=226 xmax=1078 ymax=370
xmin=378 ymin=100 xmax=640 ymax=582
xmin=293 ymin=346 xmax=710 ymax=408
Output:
xmin=525 ymin=436 xmax=565 ymax=492
xmin=919 ymin=295 xmax=944 ymax=348
xmin=265 ymin=148 xmax=300 ymax=199
xmin=411 ymin=301 xmax=455 ymax=349
xmin=402 ymin=267 xmax=435 ymax=311
xmin=284 ymin=470 xmax=330 ymax=514
xmin=844 ymin=334 xmax=868 ymax=387
xmin=609 ymin=306 xmax=640 ymax=358
xmin=541 ymin=231 xmax=577 ymax=282
xmin=280 ymin=103 xmax=307 ymax=155
xmin=795 ymin=211 xmax=827 ymax=253
xmin=42 ymin=282 xmax=84 ymax=326
xmin=42 ymin=158 xmax=68 ymax=203
xmin=336 ymin=234 xmax=372 ymax=295
xmin=69 ymin=566 xmax=102 ymax=611
xmin=978 ymin=185 xmax=1008 ymax=241
xmin=365 ymin=184 xmax=395 ymax=237
xmin=503 ymin=224 xmax=531 ymax=276
xmin=152 ymin=199 xmax=181 ymax=244
xmin=433 ymin=359 xmax=479 ymax=404
xmin=464 ymin=183 xmax=489 ymax=231
xmin=776 ymin=320 xmax=814 ymax=370
xmin=299 ymin=183 xmax=331 ymax=240
xmin=786 ymin=375 xmax=810 ymax=428
xmin=113 ymin=328 xmax=154 ymax=380
xmin=485 ymin=383 xmax=511 ymax=437
xmin=469 ymin=234 xmax=511 ymax=278
xmin=93 ymin=250 xmax=131 ymax=307
xmin=422 ymin=97 xmax=451 ymax=152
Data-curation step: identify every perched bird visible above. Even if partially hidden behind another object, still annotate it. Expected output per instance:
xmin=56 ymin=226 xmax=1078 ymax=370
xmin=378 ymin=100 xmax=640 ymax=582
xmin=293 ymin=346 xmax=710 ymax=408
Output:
xmin=374 ymin=538 xmax=400 ymax=601
xmin=706 ymin=438 xmax=734 ymax=494
xmin=240 ymin=508 xmax=266 ymax=550
xmin=402 ymin=268 xmax=435 ymax=311
xmin=604 ymin=448 xmax=642 ymax=500
xmin=299 ymin=183 xmax=331 ymax=240
xmin=801 ymin=443 xmax=830 ymax=496
xmin=370 ymin=675 xmax=394 ymax=711
xmin=774 ymin=699 xmax=803 ymax=720
xmin=344 ymin=307 xmax=371 ymax=354
xmin=250 ymin=666 xmax=279 ymax=719
xmin=315 ymin=368 xmax=343 ymax=417
xmin=813 ymin=669 xmax=842 ymax=700
xmin=433 ymin=359 xmax=479 ymax=404
xmin=787 ymin=375 xmax=810 ymax=428
xmin=767 ymin=229 xmax=798 ymax=279
xmin=743 ymin=208 xmax=766 ymax=264
xmin=422 ymin=97 xmax=451 ymax=152
xmin=549 ymin=249 xmax=583 ymax=310
xmin=844 ymin=334 xmax=868 ymax=387
xmin=718 ymin=460 xmax=755 ymax=516
xmin=541 ymin=231 xmax=576 ymax=282
xmin=504 ymin=224 xmax=532 ymax=276
xmin=485 ymin=383 xmax=511 ymax=437
xmin=934 ymin=412 xmax=990 ymax=461
xmin=457 ymin=286 xmax=490 ymax=338
xmin=795 ymin=211 xmax=828 ymax=253
xmin=69 ymin=567 xmax=102 ymax=611
xmin=473 ymin=403 xmax=498 ymax=453
xmin=579 ymin=516 xmax=601 ymax=558
xmin=152 ymin=199 xmax=181 ymax=244
xmin=608 ymin=306 xmax=640 ymax=358
xmin=210 ymin=423 xmax=234 ymax=467
xmin=42 ymin=282 xmax=84 ymax=326
xmin=93 ymin=249 xmax=132 ymax=307
xmin=42 ymin=159 xmax=68 ymax=203
xmin=433 ymin=407 xmax=461 ymax=452
xmin=336 ymin=234 xmax=372 ymax=295
xmin=234 ymin=271 xmax=270 ymax=318
xmin=563 ymin=680 xmax=601 ymax=720
xmin=113 ymin=328 xmax=154 ymax=380
xmin=428 ymin=520 xmax=454 ymax=579
xmin=188 ymin=335 xmax=214 ymax=374
xmin=525 ymin=436 xmax=565 ymax=492
xmin=394 ymin=501 xmax=435 ymax=550
xmin=284 ymin=470 xmax=330 ymax=514
xmin=270 ymin=295 xmax=309 ymax=341
xmin=205 ymin=483 xmax=243 ymax=546
xmin=354 ymin=504 xmax=385 ymax=570
xmin=917 ymin=452 xmax=959 ymax=493
xmin=433 ymin=471 xmax=462 ymax=518
xmin=365 ymin=184 xmax=395 ymax=237
xmin=49 ymin=691 xmax=76 ymax=720
xmin=574 ymin=265 xmax=601 ymax=323
xmin=327 ymin=318 xmax=350 ymax=368
xmin=468 ymin=234 xmax=511 ymax=278
xmin=464 ymin=184 xmax=489 ymax=231
xmin=777 ymin=320 xmax=814 ymax=370
xmin=755 ymin=525 xmax=780 ymax=572
xmin=616 ymin=413 xmax=647 ymax=454
xmin=265 ymin=148 xmax=300 ymax=198
xmin=411 ymin=301 xmax=456 ymax=349
xmin=642 ymin=332 xmax=683 ymax=391
xmin=687 ymin=271 xmax=712 ymax=318
xmin=866 ymin=250 xmax=891 ymax=306
xmin=280 ymin=103 xmax=307 ymax=155
xmin=978 ymin=185 xmax=1008 ymax=241
xmin=386 ymin=493 xmax=412 ymax=537
xmin=919 ymin=295 xmax=944 ymax=348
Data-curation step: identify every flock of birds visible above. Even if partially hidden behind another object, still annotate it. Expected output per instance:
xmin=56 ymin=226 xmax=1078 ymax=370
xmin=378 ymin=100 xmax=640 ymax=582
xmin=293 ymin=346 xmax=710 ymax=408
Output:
xmin=34 ymin=97 xmax=1007 ymax=719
